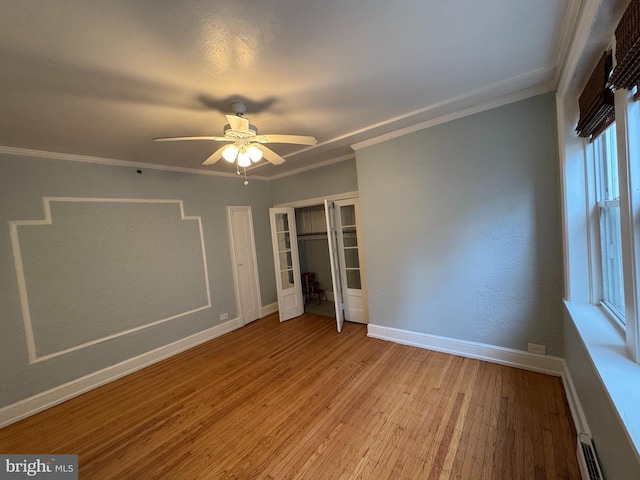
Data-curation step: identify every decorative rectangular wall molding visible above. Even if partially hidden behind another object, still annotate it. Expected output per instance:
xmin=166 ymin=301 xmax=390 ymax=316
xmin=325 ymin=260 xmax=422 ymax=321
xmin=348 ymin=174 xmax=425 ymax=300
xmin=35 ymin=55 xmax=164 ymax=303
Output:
xmin=0 ymin=317 xmax=242 ymax=429
xmin=9 ymin=197 xmax=211 ymax=364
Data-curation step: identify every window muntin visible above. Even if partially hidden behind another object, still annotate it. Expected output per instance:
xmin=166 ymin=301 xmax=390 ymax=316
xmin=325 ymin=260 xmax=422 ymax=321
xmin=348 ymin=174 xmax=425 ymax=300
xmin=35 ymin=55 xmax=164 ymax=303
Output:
xmin=595 ymin=124 xmax=625 ymax=321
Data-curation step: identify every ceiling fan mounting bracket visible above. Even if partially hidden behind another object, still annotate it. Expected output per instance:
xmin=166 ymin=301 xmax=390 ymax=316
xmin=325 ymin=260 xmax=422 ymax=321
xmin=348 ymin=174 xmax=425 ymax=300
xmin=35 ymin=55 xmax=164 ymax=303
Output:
xmin=230 ymin=101 xmax=247 ymax=117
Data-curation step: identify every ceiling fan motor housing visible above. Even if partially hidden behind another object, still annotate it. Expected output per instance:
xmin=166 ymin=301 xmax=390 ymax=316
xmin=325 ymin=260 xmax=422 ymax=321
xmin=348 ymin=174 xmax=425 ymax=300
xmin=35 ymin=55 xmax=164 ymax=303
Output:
xmin=223 ymin=123 xmax=258 ymax=138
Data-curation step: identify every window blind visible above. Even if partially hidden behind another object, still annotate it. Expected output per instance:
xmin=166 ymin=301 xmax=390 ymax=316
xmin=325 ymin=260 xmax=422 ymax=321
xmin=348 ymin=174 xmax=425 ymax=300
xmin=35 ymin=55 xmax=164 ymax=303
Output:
xmin=576 ymin=51 xmax=615 ymax=140
xmin=611 ymin=0 xmax=640 ymax=89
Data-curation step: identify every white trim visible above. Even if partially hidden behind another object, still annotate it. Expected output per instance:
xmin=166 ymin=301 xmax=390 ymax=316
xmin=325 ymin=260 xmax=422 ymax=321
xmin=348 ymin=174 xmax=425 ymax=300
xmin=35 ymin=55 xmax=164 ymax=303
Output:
xmin=9 ymin=197 xmax=212 ymax=364
xmin=367 ymin=323 xmax=593 ymax=439
xmin=336 ymin=68 xmax=551 ymax=150
xmin=564 ymin=301 xmax=640 ymax=460
xmin=556 ymin=97 xmax=571 ymax=301
xmin=367 ymin=324 xmax=565 ymax=376
xmin=260 ymin=302 xmax=278 ymax=317
xmin=561 ymin=359 xmax=591 ymax=436
xmin=256 ymin=153 xmax=356 ymax=180
xmin=351 ymin=82 xmax=554 ymax=151
xmin=0 ymin=317 xmax=242 ymax=429
xmin=274 ymin=191 xmax=359 ymax=208
xmin=0 ymin=145 xmax=271 ymax=181
xmin=556 ymin=0 xmax=603 ymax=97
xmin=551 ymin=0 xmax=583 ymax=88
xmin=615 ymin=89 xmax=640 ymax=363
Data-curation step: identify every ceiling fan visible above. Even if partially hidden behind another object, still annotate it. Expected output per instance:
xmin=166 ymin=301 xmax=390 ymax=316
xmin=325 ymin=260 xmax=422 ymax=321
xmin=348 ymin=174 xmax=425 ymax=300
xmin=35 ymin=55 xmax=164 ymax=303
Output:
xmin=154 ymin=101 xmax=317 ymax=168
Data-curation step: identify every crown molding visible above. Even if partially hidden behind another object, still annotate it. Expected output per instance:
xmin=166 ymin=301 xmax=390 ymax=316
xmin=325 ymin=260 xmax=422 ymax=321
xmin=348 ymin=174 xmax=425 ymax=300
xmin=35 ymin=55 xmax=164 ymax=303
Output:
xmin=552 ymin=0 xmax=583 ymax=89
xmin=0 ymin=146 xmax=271 ymax=181
xmin=352 ymin=81 xmax=555 ymax=151
xmin=266 ymin=153 xmax=355 ymax=180
xmin=556 ymin=0 xmax=602 ymax=98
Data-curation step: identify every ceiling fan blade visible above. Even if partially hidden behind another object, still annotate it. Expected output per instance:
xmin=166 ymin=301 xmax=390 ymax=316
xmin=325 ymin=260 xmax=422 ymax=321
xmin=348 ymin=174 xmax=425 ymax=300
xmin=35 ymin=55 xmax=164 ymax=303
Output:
xmin=257 ymin=134 xmax=317 ymax=145
xmin=259 ymin=145 xmax=285 ymax=165
xmin=226 ymin=114 xmax=250 ymax=133
xmin=202 ymin=145 xmax=228 ymax=165
xmin=154 ymin=136 xmax=229 ymax=142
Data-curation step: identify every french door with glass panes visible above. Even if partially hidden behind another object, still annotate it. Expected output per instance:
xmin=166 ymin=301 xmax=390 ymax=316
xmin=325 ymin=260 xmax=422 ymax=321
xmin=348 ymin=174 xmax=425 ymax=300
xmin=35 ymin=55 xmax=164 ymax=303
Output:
xmin=269 ymin=207 xmax=304 ymax=322
xmin=334 ymin=198 xmax=368 ymax=324
xmin=325 ymin=198 xmax=368 ymax=331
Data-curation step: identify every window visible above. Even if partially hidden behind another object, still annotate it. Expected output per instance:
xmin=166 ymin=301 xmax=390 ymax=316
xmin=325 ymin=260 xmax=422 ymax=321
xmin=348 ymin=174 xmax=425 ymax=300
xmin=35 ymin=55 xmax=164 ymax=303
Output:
xmin=594 ymin=124 xmax=625 ymax=321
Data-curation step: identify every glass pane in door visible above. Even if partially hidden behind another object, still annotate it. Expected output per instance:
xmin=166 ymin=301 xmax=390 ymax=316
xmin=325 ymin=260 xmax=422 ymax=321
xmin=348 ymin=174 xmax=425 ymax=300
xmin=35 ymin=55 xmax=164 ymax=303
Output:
xmin=281 ymin=269 xmax=295 ymax=289
xmin=275 ymin=213 xmax=294 ymax=291
xmin=341 ymin=205 xmax=361 ymax=290
xmin=340 ymin=205 xmax=356 ymax=226
xmin=343 ymin=230 xmax=358 ymax=247
xmin=346 ymin=269 xmax=361 ymax=289
xmin=275 ymin=213 xmax=289 ymax=232
xmin=343 ymin=248 xmax=359 ymax=268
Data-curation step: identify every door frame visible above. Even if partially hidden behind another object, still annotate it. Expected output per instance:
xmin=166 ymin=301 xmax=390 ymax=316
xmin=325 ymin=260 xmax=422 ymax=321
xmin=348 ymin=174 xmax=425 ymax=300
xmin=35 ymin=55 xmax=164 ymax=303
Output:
xmin=227 ymin=206 xmax=263 ymax=325
xmin=273 ymin=191 xmax=359 ymax=209
xmin=274 ymin=191 xmax=367 ymax=328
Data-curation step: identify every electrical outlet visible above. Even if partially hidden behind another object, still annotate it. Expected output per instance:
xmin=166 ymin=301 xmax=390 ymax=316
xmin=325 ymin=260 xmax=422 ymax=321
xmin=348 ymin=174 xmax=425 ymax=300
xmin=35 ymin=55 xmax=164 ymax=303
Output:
xmin=528 ymin=343 xmax=546 ymax=355
xmin=220 ymin=313 xmax=228 ymax=321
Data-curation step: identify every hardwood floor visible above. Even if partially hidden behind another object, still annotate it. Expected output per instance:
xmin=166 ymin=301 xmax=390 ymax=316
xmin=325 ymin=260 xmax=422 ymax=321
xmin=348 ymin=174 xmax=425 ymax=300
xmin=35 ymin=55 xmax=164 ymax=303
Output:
xmin=0 ymin=313 xmax=580 ymax=479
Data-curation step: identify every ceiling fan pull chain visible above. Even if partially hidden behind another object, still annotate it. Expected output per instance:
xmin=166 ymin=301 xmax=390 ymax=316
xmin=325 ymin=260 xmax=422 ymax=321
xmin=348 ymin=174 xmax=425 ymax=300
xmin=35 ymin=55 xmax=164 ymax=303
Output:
xmin=243 ymin=167 xmax=249 ymax=186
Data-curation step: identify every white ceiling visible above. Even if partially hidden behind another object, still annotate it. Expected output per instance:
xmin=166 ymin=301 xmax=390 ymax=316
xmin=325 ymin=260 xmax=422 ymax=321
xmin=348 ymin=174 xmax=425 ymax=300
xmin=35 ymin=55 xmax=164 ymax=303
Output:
xmin=0 ymin=0 xmax=578 ymax=179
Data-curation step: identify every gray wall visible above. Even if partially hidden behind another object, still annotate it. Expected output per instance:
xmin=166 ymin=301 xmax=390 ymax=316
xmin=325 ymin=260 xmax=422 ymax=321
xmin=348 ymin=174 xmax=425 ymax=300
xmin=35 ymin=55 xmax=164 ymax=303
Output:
xmin=269 ymin=158 xmax=358 ymax=205
xmin=298 ymin=238 xmax=332 ymax=294
xmin=0 ymin=154 xmax=275 ymax=408
xmin=563 ymin=310 xmax=640 ymax=478
xmin=356 ymin=93 xmax=564 ymax=355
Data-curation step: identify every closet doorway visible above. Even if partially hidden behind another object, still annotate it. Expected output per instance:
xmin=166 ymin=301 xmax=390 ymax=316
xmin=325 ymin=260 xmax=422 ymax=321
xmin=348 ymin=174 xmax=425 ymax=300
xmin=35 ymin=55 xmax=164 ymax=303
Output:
xmin=269 ymin=194 xmax=368 ymax=332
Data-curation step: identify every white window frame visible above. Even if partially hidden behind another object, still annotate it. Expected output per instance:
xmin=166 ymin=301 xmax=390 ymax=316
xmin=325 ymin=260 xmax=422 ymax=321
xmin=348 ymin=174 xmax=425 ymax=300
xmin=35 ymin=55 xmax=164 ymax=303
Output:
xmin=591 ymin=124 xmax=625 ymax=322
xmin=614 ymin=86 xmax=640 ymax=362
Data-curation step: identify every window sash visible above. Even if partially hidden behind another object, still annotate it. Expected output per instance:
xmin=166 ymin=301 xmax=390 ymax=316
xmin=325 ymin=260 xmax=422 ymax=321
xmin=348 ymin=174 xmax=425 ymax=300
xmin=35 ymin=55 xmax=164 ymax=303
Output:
xmin=598 ymin=202 xmax=625 ymax=321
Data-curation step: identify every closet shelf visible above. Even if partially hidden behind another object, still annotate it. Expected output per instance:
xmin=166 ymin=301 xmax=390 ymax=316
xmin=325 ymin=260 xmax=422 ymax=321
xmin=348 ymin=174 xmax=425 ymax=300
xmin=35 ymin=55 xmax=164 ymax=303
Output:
xmin=298 ymin=232 xmax=328 ymax=240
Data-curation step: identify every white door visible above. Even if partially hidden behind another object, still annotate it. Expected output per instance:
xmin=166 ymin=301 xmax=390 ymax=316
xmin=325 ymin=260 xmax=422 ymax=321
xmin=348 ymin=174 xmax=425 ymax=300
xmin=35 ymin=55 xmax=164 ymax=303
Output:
xmin=335 ymin=199 xmax=368 ymax=324
xmin=325 ymin=200 xmax=345 ymax=332
xmin=269 ymin=207 xmax=304 ymax=322
xmin=227 ymin=207 xmax=261 ymax=324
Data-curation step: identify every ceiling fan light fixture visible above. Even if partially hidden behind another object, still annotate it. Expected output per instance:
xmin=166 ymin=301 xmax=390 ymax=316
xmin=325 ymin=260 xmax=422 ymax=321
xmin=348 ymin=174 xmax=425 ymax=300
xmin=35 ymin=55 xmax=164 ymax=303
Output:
xmin=247 ymin=145 xmax=263 ymax=163
xmin=222 ymin=144 xmax=238 ymax=162
xmin=237 ymin=148 xmax=251 ymax=167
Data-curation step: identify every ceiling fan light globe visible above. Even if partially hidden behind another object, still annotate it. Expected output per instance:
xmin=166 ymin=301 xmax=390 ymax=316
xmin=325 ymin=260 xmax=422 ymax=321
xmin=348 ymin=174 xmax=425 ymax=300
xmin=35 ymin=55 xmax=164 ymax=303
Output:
xmin=222 ymin=144 xmax=238 ymax=162
xmin=247 ymin=145 xmax=263 ymax=162
xmin=237 ymin=151 xmax=251 ymax=167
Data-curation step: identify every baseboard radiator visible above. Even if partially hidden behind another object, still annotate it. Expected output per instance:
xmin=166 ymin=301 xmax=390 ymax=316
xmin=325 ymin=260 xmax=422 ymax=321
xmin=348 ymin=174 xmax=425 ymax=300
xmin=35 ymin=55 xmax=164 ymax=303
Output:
xmin=577 ymin=433 xmax=604 ymax=480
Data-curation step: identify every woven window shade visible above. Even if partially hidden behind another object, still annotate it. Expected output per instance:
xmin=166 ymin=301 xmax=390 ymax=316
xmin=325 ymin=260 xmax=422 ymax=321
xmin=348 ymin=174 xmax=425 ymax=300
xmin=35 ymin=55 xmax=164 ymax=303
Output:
xmin=611 ymin=0 xmax=640 ymax=89
xmin=576 ymin=51 xmax=615 ymax=140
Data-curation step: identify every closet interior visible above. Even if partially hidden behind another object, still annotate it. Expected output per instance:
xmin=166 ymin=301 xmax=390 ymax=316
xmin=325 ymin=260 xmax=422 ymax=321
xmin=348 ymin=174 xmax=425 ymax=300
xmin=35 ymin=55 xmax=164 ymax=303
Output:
xmin=295 ymin=205 xmax=335 ymax=317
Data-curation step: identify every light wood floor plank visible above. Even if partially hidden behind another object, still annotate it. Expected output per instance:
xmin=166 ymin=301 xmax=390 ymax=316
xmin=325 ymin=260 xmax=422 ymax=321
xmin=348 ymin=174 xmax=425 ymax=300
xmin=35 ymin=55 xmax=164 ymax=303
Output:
xmin=0 ymin=313 xmax=580 ymax=479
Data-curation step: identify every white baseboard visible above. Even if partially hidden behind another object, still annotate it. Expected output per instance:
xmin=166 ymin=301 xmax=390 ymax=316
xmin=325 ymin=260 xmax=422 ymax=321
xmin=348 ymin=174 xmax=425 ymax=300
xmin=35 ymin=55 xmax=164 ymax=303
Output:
xmin=0 ymin=317 xmax=242 ymax=429
xmin=367 ymin=324 xmax=565 ymax=376
xmin=561 ymin=360 xmax=590 ymax=436
xmin=367 ymin=323 xmax=591 ymax=437
xmin=260 ymin=302 xmax=278 ymax=317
